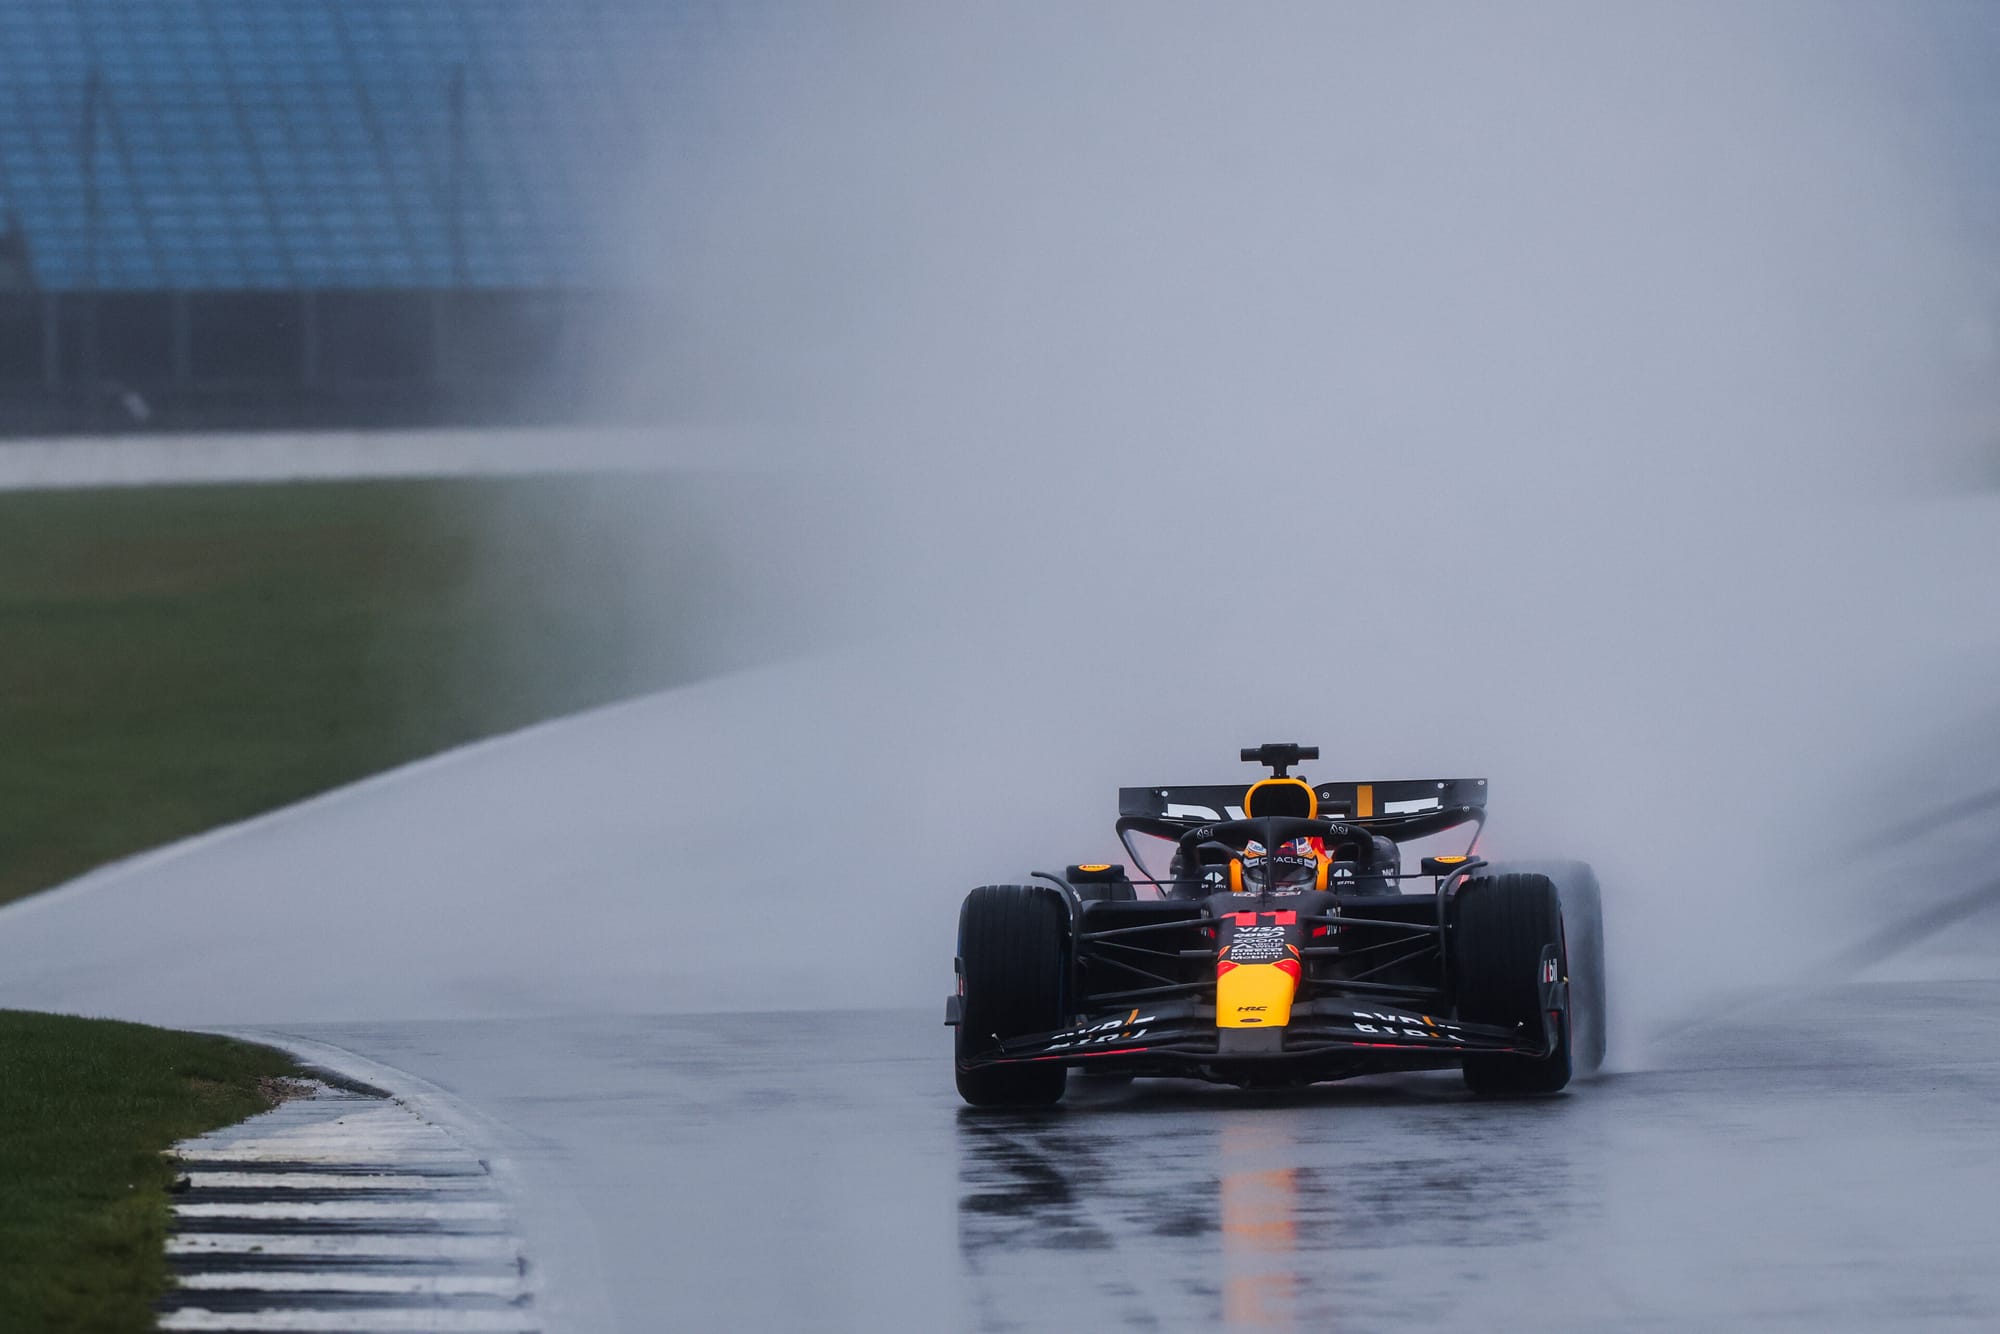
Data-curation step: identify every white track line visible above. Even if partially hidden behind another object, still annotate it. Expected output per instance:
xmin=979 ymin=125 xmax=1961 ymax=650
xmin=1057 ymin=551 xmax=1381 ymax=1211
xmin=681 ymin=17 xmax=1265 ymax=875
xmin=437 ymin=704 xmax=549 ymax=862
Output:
xmin=175 ymin=1273 xmax=524 ymax=1296
xmin=185 ymin=1172 xmax=474 ymax=1191
xmin=182 ymin=1149 xmax=473 ymax=1166
xmin=158 ymin=1311 xmax=538 ymax=1333
xmin=0 ymin=424 xmax=694 ymax=493
xmin=207 ymin=1128 xmax=464 ymax=1147
xmin=175 ymin=1200 xmax=505 ymax=1222
xmin=188 ymin=1136 xmax=464 ymax=1152
xmin=168 ymin=1234 xmax=517 ymax=1260
xmin=180 ymin=1149 xmax=470 ymax=1166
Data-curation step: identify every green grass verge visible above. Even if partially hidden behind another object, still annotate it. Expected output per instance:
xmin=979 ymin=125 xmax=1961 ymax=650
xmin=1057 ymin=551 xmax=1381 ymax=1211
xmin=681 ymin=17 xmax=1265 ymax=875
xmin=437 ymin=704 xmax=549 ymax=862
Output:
xmin=0 ymin=473 xmax=794 ymax=909
xmin=0 ymin=1010 xmax=303 ymax=1331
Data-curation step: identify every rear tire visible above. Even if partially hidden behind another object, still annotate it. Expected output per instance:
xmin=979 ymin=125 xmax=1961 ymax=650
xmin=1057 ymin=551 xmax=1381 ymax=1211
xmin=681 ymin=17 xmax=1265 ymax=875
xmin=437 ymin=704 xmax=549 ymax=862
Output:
xmin=1074 ymin=875 xmax=1136 ymax=903
xmin=1451 ymin=873 xmax=1572 ymax=1095
xmin=955 ymin=885 xmax=1071 ymax=1107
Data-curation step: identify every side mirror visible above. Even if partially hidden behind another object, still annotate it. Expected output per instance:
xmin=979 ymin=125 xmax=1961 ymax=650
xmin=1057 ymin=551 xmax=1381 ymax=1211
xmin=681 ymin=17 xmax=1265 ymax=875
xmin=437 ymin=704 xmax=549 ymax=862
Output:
xmin=1420 ymin=855 xmax=1473 ymax=877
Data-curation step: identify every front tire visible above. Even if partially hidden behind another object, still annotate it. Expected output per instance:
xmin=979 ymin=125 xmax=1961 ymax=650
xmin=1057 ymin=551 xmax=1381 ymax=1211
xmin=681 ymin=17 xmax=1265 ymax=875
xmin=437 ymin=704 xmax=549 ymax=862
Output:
xmin=955 ymin=885 xmax=1070 ymax=1107
xmin=1483 ymin=860 xmax=1607 ymax=1076
xmin=1451 ymin=873 xmax=1572 ymax=1095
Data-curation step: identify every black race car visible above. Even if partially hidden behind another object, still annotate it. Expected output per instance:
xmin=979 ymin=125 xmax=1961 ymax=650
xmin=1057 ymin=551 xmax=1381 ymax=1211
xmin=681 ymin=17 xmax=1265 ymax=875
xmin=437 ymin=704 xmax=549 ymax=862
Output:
xmin=947 ymin=743 xmax=1606 ymax=1106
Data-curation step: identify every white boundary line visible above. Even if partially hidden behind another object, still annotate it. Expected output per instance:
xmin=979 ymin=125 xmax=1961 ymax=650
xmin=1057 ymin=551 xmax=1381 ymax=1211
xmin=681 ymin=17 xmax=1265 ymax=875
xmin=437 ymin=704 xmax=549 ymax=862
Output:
xmin=176 ymin=1273 xmax=524 ymax=1296
xmin=175 ymin=1200 xmax=507 ymax=1221
xmin=0 ymin=670 xmax=699 ymax=935
xmin=185 ymin=1171 xmax=476 ymax=1191
xmin=0 ymin=425 xmax=706 ymax=493
xmin=168 ymin=1234 xmax=515 ymax=1260
xmin=159 ymin=1311 xmax=539 ymax=1333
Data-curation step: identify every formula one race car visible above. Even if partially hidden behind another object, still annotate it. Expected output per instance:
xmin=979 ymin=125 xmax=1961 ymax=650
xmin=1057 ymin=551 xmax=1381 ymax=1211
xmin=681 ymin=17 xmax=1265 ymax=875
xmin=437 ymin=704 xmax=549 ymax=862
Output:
xmin=947 ymin=744 xmax=1606 ymax=1106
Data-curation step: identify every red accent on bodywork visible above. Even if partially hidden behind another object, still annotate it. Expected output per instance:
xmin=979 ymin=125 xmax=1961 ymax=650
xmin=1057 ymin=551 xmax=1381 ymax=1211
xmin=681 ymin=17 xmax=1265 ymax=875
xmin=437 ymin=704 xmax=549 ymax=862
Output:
xmin=1232 ymin=912 xmax=1258 ymax=926
xmin=1216 ymin=959 xmax=1239 ymax=976
xmin=1271 ymin=911 xmax=1297 ymax=925
xmin=1275 ymin=958 xmax=1302 ymax=980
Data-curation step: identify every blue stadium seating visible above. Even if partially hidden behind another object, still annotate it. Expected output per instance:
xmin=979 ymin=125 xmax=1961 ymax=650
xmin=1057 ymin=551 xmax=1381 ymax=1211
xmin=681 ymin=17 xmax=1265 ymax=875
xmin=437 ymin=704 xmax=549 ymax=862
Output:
xmin=0 ymin=0 xmax=715 ymax=291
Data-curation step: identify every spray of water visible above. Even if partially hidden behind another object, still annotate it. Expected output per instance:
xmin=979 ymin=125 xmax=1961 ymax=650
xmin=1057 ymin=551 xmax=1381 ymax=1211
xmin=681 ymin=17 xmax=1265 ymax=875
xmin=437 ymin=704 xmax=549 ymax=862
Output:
xmin=5 ymin=5 xmax=1991 ymax=1046
xmin=585 ymin=3 xmax=1994 ymax=1057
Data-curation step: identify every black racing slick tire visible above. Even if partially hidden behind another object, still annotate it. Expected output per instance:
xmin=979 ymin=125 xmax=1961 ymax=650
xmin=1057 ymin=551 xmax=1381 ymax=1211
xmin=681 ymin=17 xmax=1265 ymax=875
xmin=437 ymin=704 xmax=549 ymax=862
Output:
xmin=955 ymin=885 xmax=1070 ymax=1108
xmin=1451 ymin=873 xmax=1573 ymax=1096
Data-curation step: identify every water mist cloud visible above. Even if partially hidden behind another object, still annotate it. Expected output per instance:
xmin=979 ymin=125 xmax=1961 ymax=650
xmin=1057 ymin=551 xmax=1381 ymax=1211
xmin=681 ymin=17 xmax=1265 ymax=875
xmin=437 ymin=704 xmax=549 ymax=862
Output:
xmin=5 ymin=7 xmax=1995 ymax=1046
xmin=600 ymin=3 xmax=1994 ymax=1054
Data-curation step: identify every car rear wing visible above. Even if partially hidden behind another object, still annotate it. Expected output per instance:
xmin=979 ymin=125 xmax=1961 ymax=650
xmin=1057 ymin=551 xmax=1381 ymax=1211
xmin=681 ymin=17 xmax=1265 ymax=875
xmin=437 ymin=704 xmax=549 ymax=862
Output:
xmin=1117 ymin=778 xmax=1487 ymax=841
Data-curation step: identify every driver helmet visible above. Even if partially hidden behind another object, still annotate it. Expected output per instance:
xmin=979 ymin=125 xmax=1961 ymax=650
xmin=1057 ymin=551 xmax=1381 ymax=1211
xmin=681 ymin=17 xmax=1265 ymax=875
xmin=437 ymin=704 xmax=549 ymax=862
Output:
xmin=1241 ymin=836 xmax=1327 ymax=891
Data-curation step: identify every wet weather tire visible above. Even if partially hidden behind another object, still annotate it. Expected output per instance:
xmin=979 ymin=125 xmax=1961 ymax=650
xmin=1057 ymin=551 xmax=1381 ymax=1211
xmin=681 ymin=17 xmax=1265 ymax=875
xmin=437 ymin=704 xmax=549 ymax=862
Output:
xmin=1451 ymin=873 xmax=1573 ymax=1096
xmin=955 ymin=885 xmax=1070 ymax=1107
xmin=1483 ymin=860 xmax=1607 ymax=1077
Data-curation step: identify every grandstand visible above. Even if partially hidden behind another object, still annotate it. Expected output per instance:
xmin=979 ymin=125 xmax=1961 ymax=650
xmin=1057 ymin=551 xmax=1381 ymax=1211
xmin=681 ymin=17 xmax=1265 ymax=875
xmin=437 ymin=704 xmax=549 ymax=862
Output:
xmin=6 ymin=3 xmax=1998 ymax=437
xmin=0 ymin=0 xmax=726 ymax=432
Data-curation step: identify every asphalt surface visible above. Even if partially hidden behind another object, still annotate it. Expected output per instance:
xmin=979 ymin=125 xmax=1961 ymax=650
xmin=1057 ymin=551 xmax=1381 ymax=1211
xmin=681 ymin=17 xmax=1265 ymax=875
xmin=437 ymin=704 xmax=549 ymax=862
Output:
xmin=263 ymin=926 xmax=2000 ymax=1333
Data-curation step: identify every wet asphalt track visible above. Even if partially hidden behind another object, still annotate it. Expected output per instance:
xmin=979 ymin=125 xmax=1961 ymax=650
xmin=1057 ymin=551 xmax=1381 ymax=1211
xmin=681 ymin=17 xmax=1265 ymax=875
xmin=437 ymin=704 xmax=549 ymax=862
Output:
xmin=266 ymin=958 xmax=2000 ymax=1333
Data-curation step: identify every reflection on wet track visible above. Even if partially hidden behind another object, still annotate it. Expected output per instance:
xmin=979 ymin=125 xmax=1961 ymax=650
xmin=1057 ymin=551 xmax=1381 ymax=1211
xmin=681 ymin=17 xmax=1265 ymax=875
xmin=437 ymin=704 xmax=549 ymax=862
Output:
xmin=282 ymin=968 xmax=2000 ymax=1332
xmin=956 ymin=1076 xmax=1597 ymax=1331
